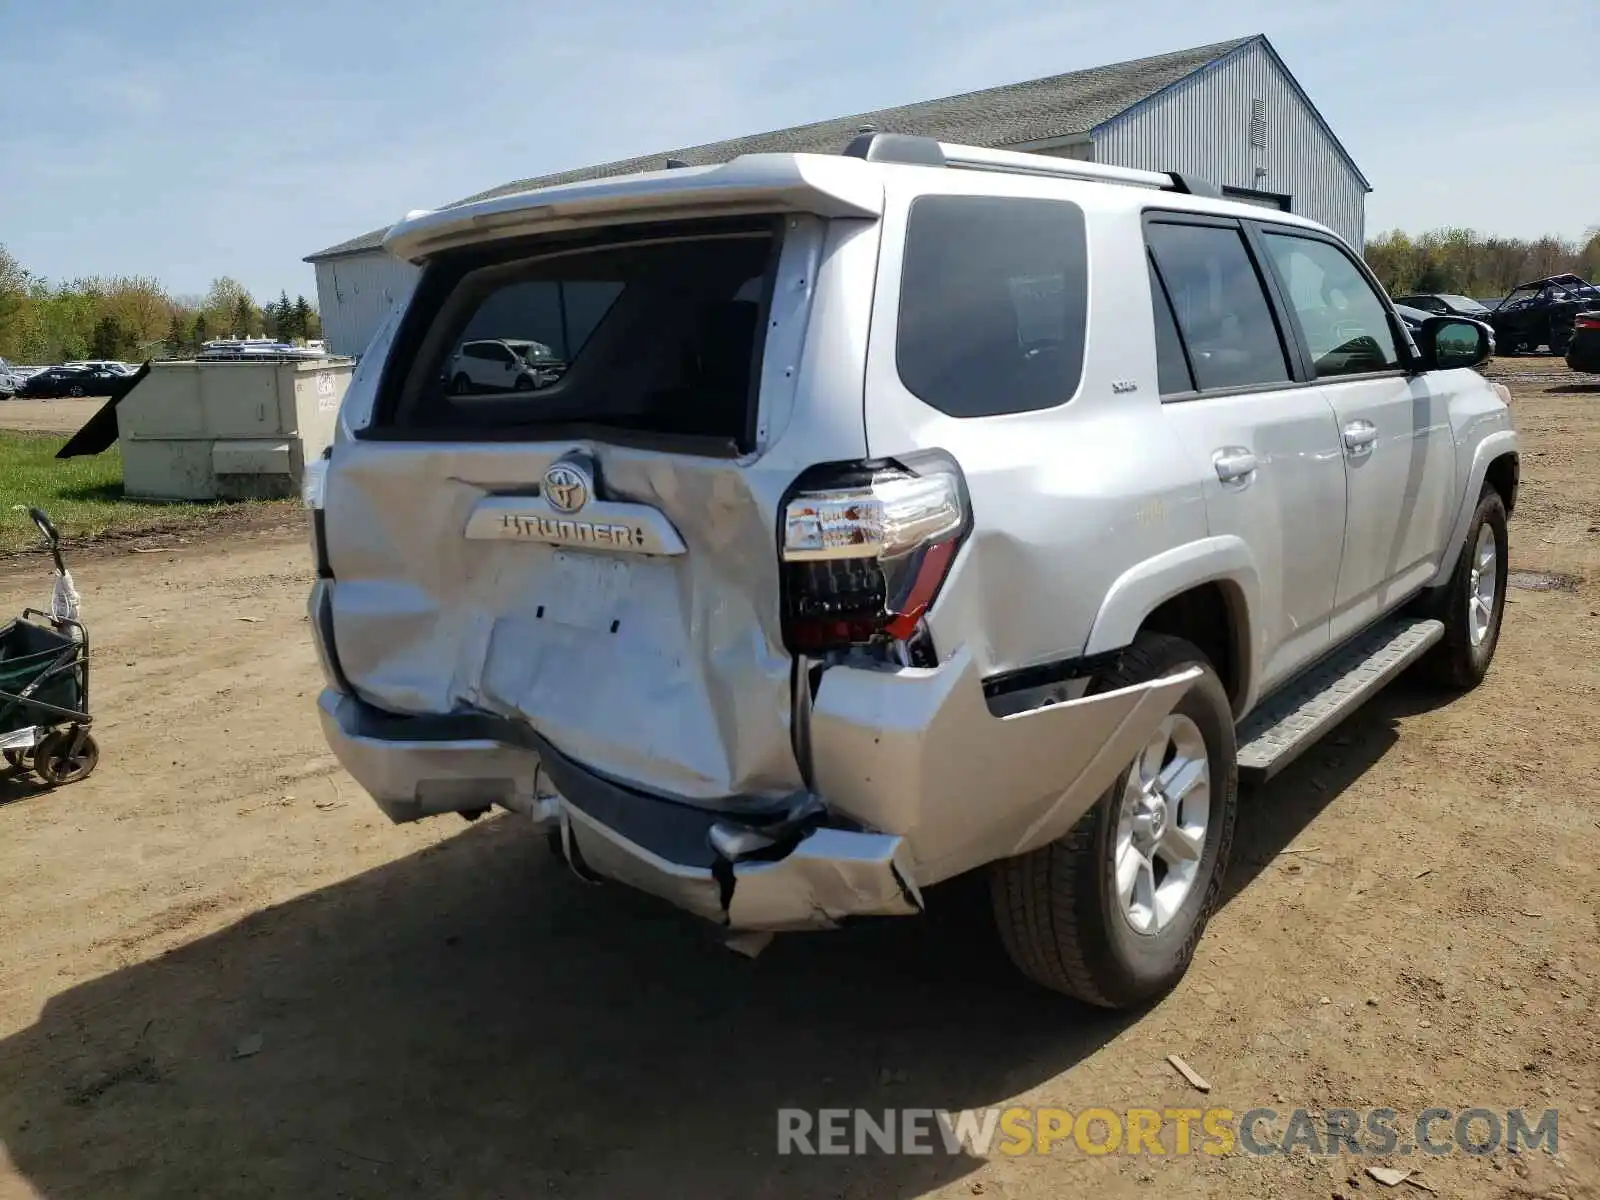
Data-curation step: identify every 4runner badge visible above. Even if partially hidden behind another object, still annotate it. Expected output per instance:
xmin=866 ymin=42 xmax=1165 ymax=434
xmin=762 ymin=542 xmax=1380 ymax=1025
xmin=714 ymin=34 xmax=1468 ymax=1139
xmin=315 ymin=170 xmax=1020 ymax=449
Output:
xmin=1112 ymin=379 xmax=1139 ymax=394
xmin=543 ymin=460 xmax=593 ymax=514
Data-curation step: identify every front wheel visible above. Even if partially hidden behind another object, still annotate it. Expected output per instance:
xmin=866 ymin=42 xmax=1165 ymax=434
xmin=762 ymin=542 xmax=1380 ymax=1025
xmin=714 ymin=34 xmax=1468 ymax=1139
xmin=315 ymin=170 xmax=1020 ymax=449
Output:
xmin=989 ymin=633 xmax=1238 ymax=1008
xmin=1422 ymin=487 xmax=1508 ymax=689
xmin=33 ymin=730 xmax=98 ymax=785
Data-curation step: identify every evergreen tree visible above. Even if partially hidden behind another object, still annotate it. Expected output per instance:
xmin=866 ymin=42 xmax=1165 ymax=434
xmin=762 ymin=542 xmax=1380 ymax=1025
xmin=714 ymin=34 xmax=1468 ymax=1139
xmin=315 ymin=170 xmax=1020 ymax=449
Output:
xmin=293 ymin=295 xmax=313 ymax=341
xmin=165 ymin=312 xmax=186 ymax=357
xmin=193 ymin=313 xmax=209 ymax=348
xmin=233 ymin=294 xmax=255 ymax=337
xmin=275 ymin=290 xmax=292 ymax=341
xmin=89 ymin=314 xmax=127 ymax=359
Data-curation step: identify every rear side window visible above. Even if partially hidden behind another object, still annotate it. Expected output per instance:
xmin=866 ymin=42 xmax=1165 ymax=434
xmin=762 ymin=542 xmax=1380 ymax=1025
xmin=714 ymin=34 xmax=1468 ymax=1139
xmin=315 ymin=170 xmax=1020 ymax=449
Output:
xmin=1145 ymin=221 xmax=1291 ymax=391
xmin=386 ymin=218 xmax=780 ymax=451
xmin=896 ymin=196 xmax=1088 ymax=417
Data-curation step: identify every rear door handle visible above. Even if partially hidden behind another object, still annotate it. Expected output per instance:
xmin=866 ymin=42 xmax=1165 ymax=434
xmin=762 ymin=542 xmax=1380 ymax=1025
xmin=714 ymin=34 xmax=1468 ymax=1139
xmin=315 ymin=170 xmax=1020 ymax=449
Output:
xmin=1342 ymin=420 xmax=1378 ymax=455
xmin=1213 ymin=448 xmax=1257 ymax=484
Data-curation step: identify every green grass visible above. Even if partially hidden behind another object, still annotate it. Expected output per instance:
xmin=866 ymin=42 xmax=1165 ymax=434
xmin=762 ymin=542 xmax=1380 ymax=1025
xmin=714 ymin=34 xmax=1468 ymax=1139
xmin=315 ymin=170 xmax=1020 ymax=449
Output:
xmin=0 ymin=432 xmax=289 ymax=553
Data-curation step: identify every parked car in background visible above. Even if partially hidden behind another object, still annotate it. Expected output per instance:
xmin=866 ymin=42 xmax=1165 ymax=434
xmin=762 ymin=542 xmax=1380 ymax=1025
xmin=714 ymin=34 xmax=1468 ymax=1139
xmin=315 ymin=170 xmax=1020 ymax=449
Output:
xmin=1392 ymin=293 xmax=1493 ymax=321
xmin=0 ymin=358 xmax=22 ymax=399
xmin=1567 ymin=309 xmax=1600 ymax=374
xmin=1484 ymin=274 xmax=1600 ymax=355
xmin=18 ymin=365 xmax=122 ymax=398
xmin=446 ymin=338 xmax=563 ymax=393
xmin=63 ymin=360 xmax=135 ymax=376
xmin=1394 ymin=304 xmax=1433 ymax=339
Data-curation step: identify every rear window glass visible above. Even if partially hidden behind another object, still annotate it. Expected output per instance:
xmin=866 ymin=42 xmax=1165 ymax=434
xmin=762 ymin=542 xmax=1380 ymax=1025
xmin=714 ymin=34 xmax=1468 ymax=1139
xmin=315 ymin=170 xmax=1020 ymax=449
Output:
xmin=387 ymin=219 xmax=780 ymax=451
xmin=1145 ymin=221 xmax=1291 ymax=391
xmin=896 ymin=195 xmax=1088 ymax=417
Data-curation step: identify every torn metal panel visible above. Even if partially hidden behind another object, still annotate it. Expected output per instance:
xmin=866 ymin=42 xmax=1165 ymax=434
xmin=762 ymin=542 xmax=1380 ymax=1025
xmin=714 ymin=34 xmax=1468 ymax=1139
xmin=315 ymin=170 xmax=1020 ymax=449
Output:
xmin=808 ymin=651 xmax=1201 ymax=884
xmin=561 ymin=802 xmax=727 ymax=923
xmin=726 ymin=829 xmax=923 ymax=930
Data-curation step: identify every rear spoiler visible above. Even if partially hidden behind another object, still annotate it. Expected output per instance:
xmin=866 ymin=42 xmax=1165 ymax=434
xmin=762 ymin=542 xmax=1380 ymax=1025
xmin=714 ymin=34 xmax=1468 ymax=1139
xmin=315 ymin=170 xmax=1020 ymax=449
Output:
xmin=383 ymin=154 xmax=884 ymax=263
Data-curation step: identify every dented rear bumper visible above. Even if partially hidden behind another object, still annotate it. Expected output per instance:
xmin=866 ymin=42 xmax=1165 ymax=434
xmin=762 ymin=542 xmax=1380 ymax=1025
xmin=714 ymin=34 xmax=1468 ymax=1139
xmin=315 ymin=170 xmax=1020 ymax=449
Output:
xmin=316 ymin=652 xmax=1199 ymax=932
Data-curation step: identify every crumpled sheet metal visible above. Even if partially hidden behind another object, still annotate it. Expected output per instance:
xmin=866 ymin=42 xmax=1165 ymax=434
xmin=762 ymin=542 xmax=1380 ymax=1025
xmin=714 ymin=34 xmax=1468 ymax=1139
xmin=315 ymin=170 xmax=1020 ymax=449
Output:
xmin=560 ymin=804 xmax=922 ymax=932
xmin=809 ymin=653 xmax=1202 ymax=886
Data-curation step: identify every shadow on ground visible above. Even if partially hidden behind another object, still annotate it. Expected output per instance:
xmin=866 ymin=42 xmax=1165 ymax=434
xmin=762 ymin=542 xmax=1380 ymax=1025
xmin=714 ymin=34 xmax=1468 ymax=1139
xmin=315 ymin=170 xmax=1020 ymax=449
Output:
xmin=0 ymin=679 xmax=1452 ymax=1199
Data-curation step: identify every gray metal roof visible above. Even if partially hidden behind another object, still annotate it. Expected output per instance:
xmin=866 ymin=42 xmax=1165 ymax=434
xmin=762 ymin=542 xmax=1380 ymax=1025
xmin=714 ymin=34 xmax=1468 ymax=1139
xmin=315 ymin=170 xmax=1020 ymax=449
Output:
xmin=307 ymin=35 xmax=1255 ymax=262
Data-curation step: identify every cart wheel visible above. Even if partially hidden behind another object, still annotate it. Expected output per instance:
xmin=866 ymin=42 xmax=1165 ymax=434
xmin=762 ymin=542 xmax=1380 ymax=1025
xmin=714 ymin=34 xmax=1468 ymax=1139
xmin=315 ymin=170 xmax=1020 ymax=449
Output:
xmin=34 ymin=731 xmax=98 ymax=785
xmin=3 ymin=748 xmax=31 ymax=773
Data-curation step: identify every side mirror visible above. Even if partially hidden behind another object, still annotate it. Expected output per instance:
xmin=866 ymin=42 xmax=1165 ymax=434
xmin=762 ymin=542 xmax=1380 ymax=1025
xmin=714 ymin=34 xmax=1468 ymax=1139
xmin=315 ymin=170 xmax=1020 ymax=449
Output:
xmin=1416 ymin=316 xmax=1493 ymax=371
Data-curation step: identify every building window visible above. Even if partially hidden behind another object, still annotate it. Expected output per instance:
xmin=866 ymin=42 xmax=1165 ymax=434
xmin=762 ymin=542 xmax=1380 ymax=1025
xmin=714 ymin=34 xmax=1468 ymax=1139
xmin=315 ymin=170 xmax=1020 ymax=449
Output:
xmin=1249 ymin=98 xmax=1267 ymax=148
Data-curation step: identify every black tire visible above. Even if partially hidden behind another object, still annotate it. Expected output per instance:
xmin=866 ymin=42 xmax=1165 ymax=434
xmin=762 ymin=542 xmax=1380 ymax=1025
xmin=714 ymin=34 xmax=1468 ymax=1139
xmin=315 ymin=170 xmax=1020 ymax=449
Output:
xmin=33 ymin=730 xmax=98 ymax=786
xmin=988 ymin=633 xmax=1238 ymax=1008
xmin=1422 ymin=487 xmax=1508 ymax=689
xmin=514 ymin=375 xmax=535 ymax=391
xmin=450 ymin=373 xmax=471 ymax=395
xmin=68 ymin=385 xmax=84 ymax=397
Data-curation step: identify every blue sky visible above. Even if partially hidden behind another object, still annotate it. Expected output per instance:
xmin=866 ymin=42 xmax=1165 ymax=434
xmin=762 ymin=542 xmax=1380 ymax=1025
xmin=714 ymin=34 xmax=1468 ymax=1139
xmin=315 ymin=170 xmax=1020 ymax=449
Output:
xmin=1 ymin=0 xmax=1594 ymax=301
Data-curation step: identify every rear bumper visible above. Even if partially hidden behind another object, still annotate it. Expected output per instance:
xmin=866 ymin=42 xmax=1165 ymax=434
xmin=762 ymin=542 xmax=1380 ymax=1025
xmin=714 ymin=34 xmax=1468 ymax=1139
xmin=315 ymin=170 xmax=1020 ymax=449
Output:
xmin=317 ymin=651 xmax=1200 ymax=932
xmin=318 ymin=688 xmax=921 ymax=931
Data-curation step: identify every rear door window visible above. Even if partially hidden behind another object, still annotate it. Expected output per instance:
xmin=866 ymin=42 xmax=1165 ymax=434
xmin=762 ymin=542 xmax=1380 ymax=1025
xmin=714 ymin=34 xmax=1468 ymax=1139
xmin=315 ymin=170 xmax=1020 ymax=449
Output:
xmin=387 ymin=218 xmax=780 ymax=452
xmin=895 ymin=195 xmax=1088 ymax=417
xmin=1144 ymin=220 xmax=1292 ymax=391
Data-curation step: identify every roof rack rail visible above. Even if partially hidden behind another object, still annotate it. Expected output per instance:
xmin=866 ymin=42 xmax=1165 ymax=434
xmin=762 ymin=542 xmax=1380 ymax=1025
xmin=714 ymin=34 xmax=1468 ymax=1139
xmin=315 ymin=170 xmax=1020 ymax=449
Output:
xmin=841 ymin=132 xmax=1220 ymax=197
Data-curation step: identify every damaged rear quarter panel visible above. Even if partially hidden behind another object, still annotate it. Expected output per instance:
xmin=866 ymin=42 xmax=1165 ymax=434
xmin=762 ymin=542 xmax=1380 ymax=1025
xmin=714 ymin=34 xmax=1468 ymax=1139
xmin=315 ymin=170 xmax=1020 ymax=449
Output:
xmin=808 ymin=652 xmax=1201 ymax=883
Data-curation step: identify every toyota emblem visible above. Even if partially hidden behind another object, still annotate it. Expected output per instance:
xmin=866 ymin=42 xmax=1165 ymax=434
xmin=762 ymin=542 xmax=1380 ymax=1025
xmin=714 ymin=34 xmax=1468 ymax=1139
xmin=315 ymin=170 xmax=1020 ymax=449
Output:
xmin=543 ymin=460 xmax=593 ymax=515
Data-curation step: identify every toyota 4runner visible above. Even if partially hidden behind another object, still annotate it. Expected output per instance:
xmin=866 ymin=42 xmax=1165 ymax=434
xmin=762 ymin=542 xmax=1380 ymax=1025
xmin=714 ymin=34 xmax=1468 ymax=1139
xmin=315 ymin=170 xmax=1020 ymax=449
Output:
xmin=306 ymin=134 xmax=1519 ymax=1008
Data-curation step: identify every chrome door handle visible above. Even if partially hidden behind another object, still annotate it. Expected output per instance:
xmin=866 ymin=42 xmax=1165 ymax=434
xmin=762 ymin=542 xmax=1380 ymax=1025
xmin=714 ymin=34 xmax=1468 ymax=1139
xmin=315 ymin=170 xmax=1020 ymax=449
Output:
xmin=1342 ymin=420 xmax=1378 ymax=455
xmin=1213 ymin=448 xmax=1257 ymax=484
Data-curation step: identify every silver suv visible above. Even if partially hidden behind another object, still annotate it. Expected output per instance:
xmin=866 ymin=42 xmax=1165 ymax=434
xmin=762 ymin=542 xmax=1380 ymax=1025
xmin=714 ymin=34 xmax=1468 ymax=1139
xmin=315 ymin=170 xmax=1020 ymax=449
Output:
xmin=306 ymin=134 xmax=1518 ymax=1008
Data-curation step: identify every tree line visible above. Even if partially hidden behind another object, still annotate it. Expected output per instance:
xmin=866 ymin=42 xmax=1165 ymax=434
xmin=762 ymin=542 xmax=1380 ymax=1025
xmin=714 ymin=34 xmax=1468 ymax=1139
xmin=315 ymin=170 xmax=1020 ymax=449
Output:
xmin=1362 ymin=227 xmax=1600 ymax=299
xmin=0 ymin=243 xmax=323 ymax=365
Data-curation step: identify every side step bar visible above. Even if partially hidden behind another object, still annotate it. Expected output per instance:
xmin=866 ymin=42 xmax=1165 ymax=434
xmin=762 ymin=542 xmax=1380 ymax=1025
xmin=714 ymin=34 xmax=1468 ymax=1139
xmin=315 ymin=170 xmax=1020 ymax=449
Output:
xmin=1237 ymin=617 xmax=1445 ymax=783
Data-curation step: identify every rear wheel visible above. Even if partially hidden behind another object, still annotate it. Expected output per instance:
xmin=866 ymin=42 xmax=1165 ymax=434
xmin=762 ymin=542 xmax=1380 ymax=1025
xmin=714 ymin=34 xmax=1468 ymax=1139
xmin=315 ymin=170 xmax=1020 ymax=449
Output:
xmin=68 ymin=385 xmax=85 ymax=397
xmin=989 ymin=634 xmax=1238 ymax=1008
xmin=33 ymin=730 xmax=98 ymax=785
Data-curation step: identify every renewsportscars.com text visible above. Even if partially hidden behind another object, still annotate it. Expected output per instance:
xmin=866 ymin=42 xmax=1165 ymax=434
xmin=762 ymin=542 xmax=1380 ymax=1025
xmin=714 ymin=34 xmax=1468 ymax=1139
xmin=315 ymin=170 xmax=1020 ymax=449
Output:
xmin=777 ymin=1107 xmax=1560 ymax=1158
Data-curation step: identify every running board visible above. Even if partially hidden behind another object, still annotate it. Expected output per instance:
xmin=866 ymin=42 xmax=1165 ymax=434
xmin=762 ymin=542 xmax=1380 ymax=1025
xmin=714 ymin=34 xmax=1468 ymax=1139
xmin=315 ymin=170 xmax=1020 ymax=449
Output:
xmin=1237 ymin=617 xmax=1444 ymax=783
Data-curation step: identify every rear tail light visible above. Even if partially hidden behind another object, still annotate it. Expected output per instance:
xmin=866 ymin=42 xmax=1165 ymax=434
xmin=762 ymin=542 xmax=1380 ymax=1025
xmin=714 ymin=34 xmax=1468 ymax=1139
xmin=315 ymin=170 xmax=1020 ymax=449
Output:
xmin=779 ymin=455 xmax=969 ymax=659
xmin=1575 ymin=313 xmax=1600 ymax=331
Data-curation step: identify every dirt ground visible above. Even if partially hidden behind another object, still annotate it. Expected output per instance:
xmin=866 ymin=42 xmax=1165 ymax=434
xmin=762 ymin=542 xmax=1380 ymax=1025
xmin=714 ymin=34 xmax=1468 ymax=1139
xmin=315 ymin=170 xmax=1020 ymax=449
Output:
xmin=0 ymin=364 xmax=1596 ymax=1200
xmin=0 ymin=399 xmax=107 ymax=436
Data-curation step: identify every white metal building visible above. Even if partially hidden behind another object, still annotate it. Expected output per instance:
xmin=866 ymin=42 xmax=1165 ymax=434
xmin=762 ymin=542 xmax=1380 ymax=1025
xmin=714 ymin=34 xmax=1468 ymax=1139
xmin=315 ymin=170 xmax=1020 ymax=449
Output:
xmin=305 ymin=34 xmax=1369 ymax=358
